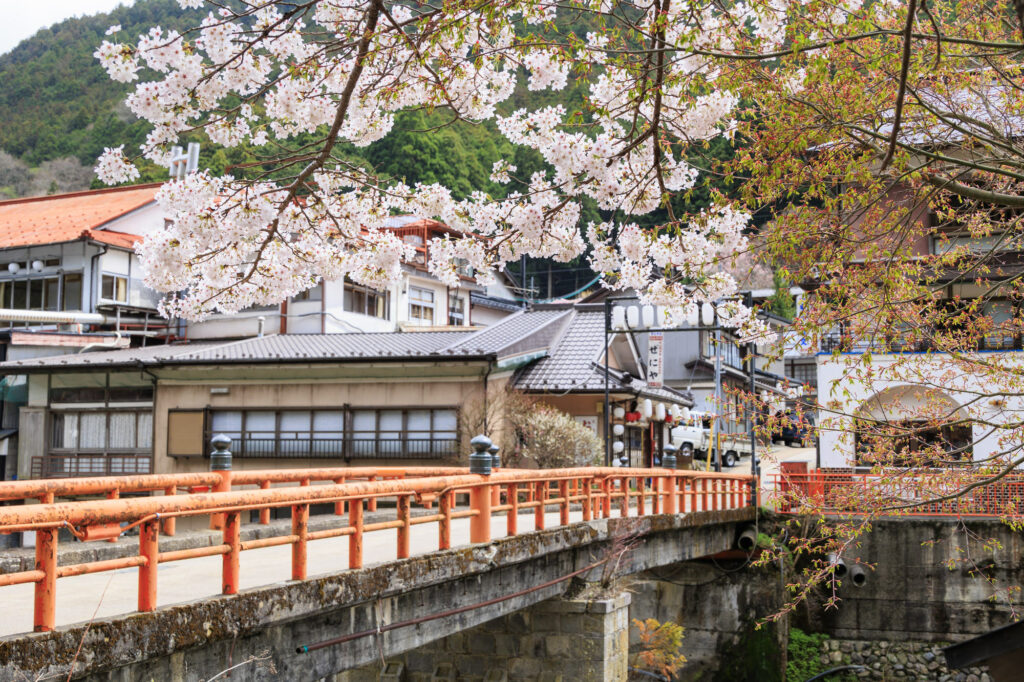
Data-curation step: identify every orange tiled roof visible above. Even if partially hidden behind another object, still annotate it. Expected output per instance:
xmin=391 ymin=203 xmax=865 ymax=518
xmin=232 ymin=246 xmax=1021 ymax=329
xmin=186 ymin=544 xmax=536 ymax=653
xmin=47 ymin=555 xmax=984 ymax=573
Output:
xmin=0 ymin=183 xmax=162 ymax=250
xmin=85 ymin=229 xmax=143 ymax=249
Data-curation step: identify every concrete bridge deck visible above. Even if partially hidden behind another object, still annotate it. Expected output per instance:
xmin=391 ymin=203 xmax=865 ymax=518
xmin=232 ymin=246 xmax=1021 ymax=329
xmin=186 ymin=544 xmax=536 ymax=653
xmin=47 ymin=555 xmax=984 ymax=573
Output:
xmin=0 ymin=508 xmax=589 ymax=638
xmin=0 ymin=507 xmax=755 ymax=681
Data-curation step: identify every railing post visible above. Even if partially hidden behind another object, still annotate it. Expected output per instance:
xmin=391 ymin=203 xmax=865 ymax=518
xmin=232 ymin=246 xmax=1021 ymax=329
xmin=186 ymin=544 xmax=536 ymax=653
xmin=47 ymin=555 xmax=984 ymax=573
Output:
xmin=559 ymin=480 xmax=570 ymax=525
xmin=489 ymin=444 xmax=501 ymax=507
xmin=397 ymin=494 xmax=411 ymax=559
xmin=663 ymin=475 xmax=677 ymax=514
xmin=620 ymin=477 xmax=629 ymax=517
xmin=469 ymin=435 xmax=493 ymax=544
xmin=582 ymin=478 xmax=593 ymax=521
xmin=534 ymin=481 xmax=546 ymax=530
xmin=139 ymin=519 xmax=159 ymax=611
xmin=349 ymin=498 xmax=364 ymax=569
xmin=223 ymin=511 xmax=240 ymax=594
xmin=470 ymin=484 xmax=492 ymax=544
xmin=209 ymin=434 xmax=233 ymax=530
xmin=33 ymin=528 xmax=57 ymax=632
xmin=507 ymin=484 xmax=518 ymax=535
xmin=333 ymin=478 xmax=346 ymax=516
xmin=367 ymin=476 xmax=378 ymax=512
xmin=601 ymin=477 xmax=612 ymax=518
xmin=637 ymin=476 xmax=646 ymax=516
xmin=439 ymin=491 xmax=452 ymax=550
xmin=259 ymin=480 xmax=271 ymax=524
xmin=106 ymin=490 xmax=120 ymax=543
xmin=292 ymin=502 xmax=309 ymax=580
xmin=161 ymin=487 xmax=176 ymax=536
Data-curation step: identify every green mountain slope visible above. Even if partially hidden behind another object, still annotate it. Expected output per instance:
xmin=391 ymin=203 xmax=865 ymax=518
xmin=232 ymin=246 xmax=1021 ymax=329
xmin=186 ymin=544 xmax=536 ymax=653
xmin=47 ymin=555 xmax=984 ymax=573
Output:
xmin=0 ymin=0 xmax=204 ymax=168
xmin=0 ymin=0 xmax=748 ymax=299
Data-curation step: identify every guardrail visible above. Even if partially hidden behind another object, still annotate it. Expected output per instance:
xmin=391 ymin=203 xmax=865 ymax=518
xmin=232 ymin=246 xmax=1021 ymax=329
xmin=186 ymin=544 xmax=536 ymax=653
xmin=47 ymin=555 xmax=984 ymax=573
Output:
xmin=0 ymin=466 xmax=467 ymax=537
xmin=0 ymin=466 xmax=754 ymax=633
xmin=770 ymin=471 xmax=1024 ymax=517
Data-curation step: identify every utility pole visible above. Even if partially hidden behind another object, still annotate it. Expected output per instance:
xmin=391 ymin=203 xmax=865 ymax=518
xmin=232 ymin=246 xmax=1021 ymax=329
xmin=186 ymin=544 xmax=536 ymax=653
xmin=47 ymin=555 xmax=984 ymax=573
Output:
xmin=713 ymin=307 xmax=723 ymax=473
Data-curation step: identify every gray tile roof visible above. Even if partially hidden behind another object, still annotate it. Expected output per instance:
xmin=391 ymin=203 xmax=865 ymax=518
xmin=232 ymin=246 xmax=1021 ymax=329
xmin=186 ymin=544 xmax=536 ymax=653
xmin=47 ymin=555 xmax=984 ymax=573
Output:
xmin=1 ymin=309 xmax=573 ymax=371
xmin=1 ymin=304 xmax=690 ymax=405
xmin=0 ymin=331 xmax=479 ymax=370
xmin=442 ymin=309 xmax=570 ymax=355
xmin=513 ymin=309 xmax=692 ymax=405
xmin=0 ymin=341 xmax=228 ymax=370
xmin=184 ymin=331 xmax=474 ymax=362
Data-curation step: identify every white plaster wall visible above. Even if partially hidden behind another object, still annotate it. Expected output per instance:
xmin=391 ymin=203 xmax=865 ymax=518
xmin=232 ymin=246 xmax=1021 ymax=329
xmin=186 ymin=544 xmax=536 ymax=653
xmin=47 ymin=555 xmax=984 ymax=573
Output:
xmin=471 ymin=305 xmax=516 ymax=327
xmin=100 ymin=202 xmax=167 ymax=237
xmin=816 ymin=352 xmax=1024 ymax=468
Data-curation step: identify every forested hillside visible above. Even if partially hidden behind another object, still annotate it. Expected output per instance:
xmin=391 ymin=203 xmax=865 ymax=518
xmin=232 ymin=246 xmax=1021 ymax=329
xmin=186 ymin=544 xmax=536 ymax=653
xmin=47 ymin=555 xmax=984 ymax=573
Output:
xmin=0 ymin=0 xmax=751 ymax=299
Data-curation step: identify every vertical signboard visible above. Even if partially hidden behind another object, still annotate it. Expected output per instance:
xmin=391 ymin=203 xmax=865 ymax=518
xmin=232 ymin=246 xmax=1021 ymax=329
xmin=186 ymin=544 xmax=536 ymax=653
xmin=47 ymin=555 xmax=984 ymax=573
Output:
xmin=648 ymin=332 xmax=664 ymax=388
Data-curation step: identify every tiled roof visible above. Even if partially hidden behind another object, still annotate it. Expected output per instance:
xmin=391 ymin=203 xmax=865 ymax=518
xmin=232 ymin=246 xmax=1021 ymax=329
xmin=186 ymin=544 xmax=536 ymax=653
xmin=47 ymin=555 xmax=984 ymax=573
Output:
xmin=0 ymin=184 xmax=161 ymax=249
xmin=442 ymin=309 xmax=570 ymax=354
xmin=1 ymin=304 xmax=688 ymax=406
xmin=182 ymin=331 xmax=475 ymax=362
xmin=514 ymin=310 xmax=607 ymax=392
xmin=470 ymin=291 xmax=522 ymax=312
xmin=513 ymin=309 xmax=692 ymax=405
xmin=85 ymin=229 xmax=143 ymax=249
xmin=0 ymin=332 xmax=479 ymax=370
xmin=0 ymin=341 xmax=227 ymax=369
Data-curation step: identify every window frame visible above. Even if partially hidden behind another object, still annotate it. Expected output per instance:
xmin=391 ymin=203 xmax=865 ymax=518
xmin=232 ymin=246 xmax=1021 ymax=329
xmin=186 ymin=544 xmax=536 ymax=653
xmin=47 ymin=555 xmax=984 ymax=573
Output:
xmin=343 ymin=279 xmax=391 ymax=320
xmin=409 ymin=286 xmax=436 ymax=325
xmin=100 ymin=273 xmax=129 ymax=303
xmin=205 ymin=406 xmax=459 ymax=459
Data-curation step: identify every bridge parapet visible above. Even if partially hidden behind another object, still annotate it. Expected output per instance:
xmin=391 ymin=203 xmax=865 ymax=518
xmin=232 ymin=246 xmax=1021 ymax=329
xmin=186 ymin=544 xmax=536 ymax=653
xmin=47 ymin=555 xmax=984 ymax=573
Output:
xmin=0 ymin=466 xmax=755 ymax=636
xmin=0 ymin=506 xmax=754 ymax=682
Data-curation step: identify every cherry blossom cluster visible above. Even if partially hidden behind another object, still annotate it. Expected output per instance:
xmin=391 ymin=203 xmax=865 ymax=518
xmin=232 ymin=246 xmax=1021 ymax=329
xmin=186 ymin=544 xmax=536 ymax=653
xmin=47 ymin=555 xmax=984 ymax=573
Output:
xmin=94 ymin=0 xmax=795 ymax=323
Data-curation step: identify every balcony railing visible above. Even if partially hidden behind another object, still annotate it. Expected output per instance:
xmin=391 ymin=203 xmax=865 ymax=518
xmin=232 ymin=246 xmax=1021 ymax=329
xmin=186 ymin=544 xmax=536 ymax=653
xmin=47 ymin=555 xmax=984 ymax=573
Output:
xmin=820 ymin=331 xmax=1024 ymax=354
xmin=31 ymin=454 xmax=153 ymax=479
xmin=204 ymin=433 xmax=460 ymax=460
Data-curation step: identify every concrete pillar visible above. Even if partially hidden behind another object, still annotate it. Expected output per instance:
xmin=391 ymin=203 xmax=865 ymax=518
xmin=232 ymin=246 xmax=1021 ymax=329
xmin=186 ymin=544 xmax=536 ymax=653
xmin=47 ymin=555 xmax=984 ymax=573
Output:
xmin=339 ymin=592 xmax=632 ymax=682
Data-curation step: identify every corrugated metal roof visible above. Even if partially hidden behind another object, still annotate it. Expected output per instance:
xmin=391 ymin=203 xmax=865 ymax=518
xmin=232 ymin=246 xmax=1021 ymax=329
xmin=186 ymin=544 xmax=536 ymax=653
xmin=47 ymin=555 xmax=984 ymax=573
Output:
xmin=0 ymin=184 xmax=160 ymax=249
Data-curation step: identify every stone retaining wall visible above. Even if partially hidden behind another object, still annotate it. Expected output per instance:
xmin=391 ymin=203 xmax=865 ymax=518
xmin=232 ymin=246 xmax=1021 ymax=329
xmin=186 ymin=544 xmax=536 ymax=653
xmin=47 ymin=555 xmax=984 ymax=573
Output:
xmin=817 ymin=639 xmax=991 ymax=681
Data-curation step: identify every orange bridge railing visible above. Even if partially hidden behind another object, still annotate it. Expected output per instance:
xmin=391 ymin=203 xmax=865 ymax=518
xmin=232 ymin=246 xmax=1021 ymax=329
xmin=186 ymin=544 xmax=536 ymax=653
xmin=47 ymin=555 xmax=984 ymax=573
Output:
xmin=0 ymin=466 xmax=754 ymax=633
xmin=769 ymin=471 xmax=1024 ymax=517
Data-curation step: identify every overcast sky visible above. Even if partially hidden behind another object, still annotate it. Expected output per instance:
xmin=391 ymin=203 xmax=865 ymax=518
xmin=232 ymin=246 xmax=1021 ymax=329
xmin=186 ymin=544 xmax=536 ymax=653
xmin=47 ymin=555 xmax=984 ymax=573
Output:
xmin=0 ymin=1 xmax=134 ymax=56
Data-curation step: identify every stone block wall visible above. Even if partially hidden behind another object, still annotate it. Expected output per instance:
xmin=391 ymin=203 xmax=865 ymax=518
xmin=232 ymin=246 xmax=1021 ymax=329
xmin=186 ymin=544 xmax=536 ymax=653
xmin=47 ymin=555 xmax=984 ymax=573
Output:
xmin=336 ymin=592 xmax=630 ymax=682
xmin=814 ymin=639 xmax=991 ymax=682
xmin=629 ymin=561 xmax=788 ymax=681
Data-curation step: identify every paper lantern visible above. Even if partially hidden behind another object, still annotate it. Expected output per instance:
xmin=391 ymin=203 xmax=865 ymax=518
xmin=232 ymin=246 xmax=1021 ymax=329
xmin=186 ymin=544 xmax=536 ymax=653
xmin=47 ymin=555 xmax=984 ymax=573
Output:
xmin=613 ymin=406 xmax=625 ymax=419
xmin=611 ymin=306 xmax=627 ymax=330
xmin=684 ymin=304 xmax=698 ymax=328
xmin=612 ymin=440 xmax=625 ymax=454
xmin=613 ymin=424 xmax=625 ymax=436
xmin=641 ymin=399 xmax=653 ymax=420
xmin=641 ymin=305 xmax=655 ymax=329
xmin=626 ymin=306 xmax=640 ymax=329
xmin=701 ymin=302 xmax=714 ymax=326
xmin=655 ymin=402 xmax=666 ymax=421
